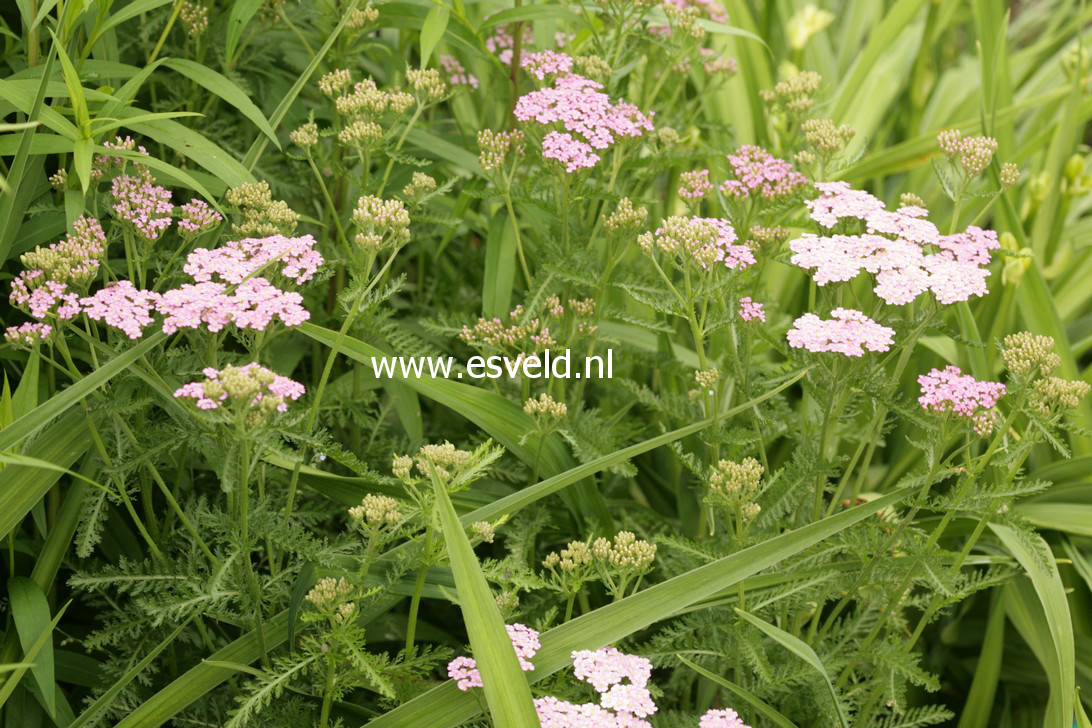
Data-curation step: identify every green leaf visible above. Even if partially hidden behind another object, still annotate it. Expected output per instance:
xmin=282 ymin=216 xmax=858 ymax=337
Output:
xmin=0 ymin=411 xmax=92 ymax=540
xmin=676 ymin=655 xmax=797 ymax=728
xmin=1017 ymin=503 xmax=1092 ymax=537
xmin=73 ymin=136 xmax=92 ymax=192
xmin=992 ymin=524 xmax=1074 ymax=728
xmin=0 ymin=602 xmax=68 ymax=712
xmin=478 ymin=4 xmax=582 ymax=31
xmin=8 ymin=577 xmax=57 ymax=718
xmin=433 ymin=480 xmax=539 ymax=725
xmin=956 ymin=594 xmax=1004 ymax=728
xmin=369 ymin=487 xmax=915 ymax=726
xmin=735 ymin=609 xmax=848 ymax=728
xmin=225 ymin=0 xmax=265 ymax=65
xmin=162 ymin=59 xmax=280 ymax=148
xmin=70 ymin=619 xmax=192 ymax=727
xmin=49 ymin=30 xmax=90 ymax=133
xmin=81 ymin=0 xmax=173 ymax=58
xmin=0 ymin=333 xmax=164 ymax=452
xmin=420 ymin=4 xmax=451 ymax=68
xmin=11 ymin=351 xmax=38 ymax=417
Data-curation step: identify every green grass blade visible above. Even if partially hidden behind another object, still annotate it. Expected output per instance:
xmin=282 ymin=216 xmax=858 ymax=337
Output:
xmin=0 ymin=602 xmax=68 ymax=711
xmin=368 ymin=486 xmax=915 ymax=727
xmin=433 ymin=481 xmax=539 ymax=726
xmin=7 ymin=577 xmax=57 ymax=717
xmin=162 ymin=59 xmax=280 ymax=147
xmin=735 ymin=609 xmax=848 ymax=728
xmin=70 ymin=618 xmax=192 ymax=728
xmin=420 ymin=4 xmax=451 ymax=68
xmin=676 ymin=655 xmax=797 ymax=728
xmin=956 ymin=593 xmax=1004 ymax=728
xmin=992 ymin=524 xmax=1074 ymax=728
xmin=0 ymin=332 xmax=163 ymax=452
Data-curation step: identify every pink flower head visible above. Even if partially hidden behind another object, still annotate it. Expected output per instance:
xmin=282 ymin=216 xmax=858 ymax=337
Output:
xmin=95 ymin=135 xmax=149 ymax=169
xmin=10 ymin=273 xmax=81 ymax=320
xmin=738 ymin=297 xmax=765 ymax=322
xmin=700 ymin=708 xmax=753 ymax=728
xmin=515 ymin=74 xmax=653 ymax=171
xmin=534 ymin=696 xmax=650 ymax=728
xmin=177 ymin=199 xmax=223 ymax=239
xmin=111 ymin=174 xmax=173 ymax=240
xmin=484 ymin=23 xmax=534 ymax=65
xmin=571 ymin=647 xmax=652 ymax=694
xmin=446 ymin=656 xmax=483 ymax=691
xmin=447 ymin=624 xmax=540 ymax=691
xmin=918 ymin=365 xmax=1005 ymax=435
xmin=522 ymin=50 xmax=574 ymax=80
xmin=806 ymin=181 xmax=886 ymax=228
xmin=80 ymin=281 xmax=160 ymax=339
xmin=794 ymin=184 xmax=999 ymax=306
xmin=4 ymin=322 xmax=52 ymax=347
xmin=786 ymin=308 xmax=895 ymax=357
xmin=720 ymin=146 xmax=808 ymax=200
xmin=173 ymin=362 xmax=305 ymax=414
xmin=679 ymin=169 xmax=714 ymax=201
xmin=599 ymin=684 xmax=657 ymax=718
xmin=542 ymin=131 xmax=601 ymax=172
xmin=183 ymin=234 xmax=324 ymax=285
xmin=439 ymin=55 xmax=478 ymax=88
xmin=695 ymin=217 xmax=755 ymax=270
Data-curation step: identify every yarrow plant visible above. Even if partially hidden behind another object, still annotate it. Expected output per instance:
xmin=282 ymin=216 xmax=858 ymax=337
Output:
xmin=5 ymin=5 xmax=1092 ymax=728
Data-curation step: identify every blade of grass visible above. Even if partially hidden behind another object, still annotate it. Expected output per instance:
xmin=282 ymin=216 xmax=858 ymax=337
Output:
xmin=433 ymin=480 xmax=538 ymax=725
xmin=735 ymin=608 xmax=848 ymax=728
xmin=7 ymin=577 xmax=58 ymax=717
xmin=676 ymin=655 xmax=797 ymax=728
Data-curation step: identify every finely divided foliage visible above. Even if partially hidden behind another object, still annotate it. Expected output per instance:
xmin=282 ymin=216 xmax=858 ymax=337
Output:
xmin=1 ymin=1 xmax=1091 ymax=727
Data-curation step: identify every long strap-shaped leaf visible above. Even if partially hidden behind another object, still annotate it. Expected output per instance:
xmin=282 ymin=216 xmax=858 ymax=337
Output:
xmin=676 ymin=655 xmax=797 ymax=728
xmin=367 ymin=486 xmax=914 ymax=727
xmin=735 ymin=609 xmax=848 ymax=728
xmin=433 ymin=481 xmax=539 ymax=726
xmin=0 ymin=333 xmax=163 ymax=451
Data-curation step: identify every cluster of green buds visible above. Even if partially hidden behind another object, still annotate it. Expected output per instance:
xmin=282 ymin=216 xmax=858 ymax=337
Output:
xmin=401 ymin=172 xmax=437 ymax=204
xmin=1002 ymin=332 xmax=1091 ymax=418
xmin=638 ymin=215 xmax=721 ymax=269
xmin=351 ymin=195 xmax=410 ymax=252
xmin=1061 ymin=154 xmax=1092 ymax=197
xmin=787 ymin=4 xmax=834 ymax=51
xmin=689 ymin=368 xmax=720 ymax=402
xmin=391 ymin=441 xmax=500 ymax=505
xmin=592 ymin=531 xmax=657 ymax=600
xmin=523 ymin=392 xmax=568 ymax=420
xmin=662 ymin=2 xmax=706 ymax=42
xmin=405 ymin=68 xmax=448 ymax=105
xmin=801 ymin=118 xmax=855 ymax=159
xmin=304 ymin=576 xmax=357 ymax=625
xmin=748 ymin=224 xmax=790 ymax=248
xmin=937 ymin=129 xmax=999 ymax=178
xmin=542 ymin=540 xmax=597 ymax=605
xmin=349 ymin=494 xmax=402 ymax=531
xmin=179 ymin=1 xmax=209 ymax=37
xmin=760 ymin=70 xmax=822 ymax=114
xmin=478 ymin=129 xmax=526 ymax=188
xmin=705 ymin=457 xmax=763 ymax=538
xmin=317 ymin=70 xmax=415 ymax=153
xmin=605 ymin=198 xmax=649 ymax=238
xmin=225 ymin=181 xmax=299 ymax=237
xmin=345 ymin=4 xmax=380 ymax=30
xmin=574 ymin=55 xmax=612 ymax=79
xmin=290 ymin=121 xmax=320 ymax=151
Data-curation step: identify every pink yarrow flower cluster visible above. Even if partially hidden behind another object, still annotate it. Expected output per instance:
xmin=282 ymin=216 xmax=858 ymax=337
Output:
xmin=177 ymin=199 xmax=223 ymax=239
xmin=522 ymin=50 xmax=574 ymax=80
xmin=679 ymin=169 xmax=714 ymax=200
xmin=787 ymin=308 xmax=895 ymax=357
xmin=81 ymin=281 xmax=160 ymax=339
xmin=918 ymin=365 xmax=1005 ymax=436
xmin=4 ymin=322 xmax=52 ymax=347
xmin=720 ymin=146 xmax=808 ymax=200
xmin=111 ymin=174 xmax=173 ymax=240
xmin=439 ymin=55 xmax=478 ymax=88
xmin=700 ymin=708 xmax=753 ymax=728
xmin=515 ymin=75 xmax=654 ymax=172
xmin=156 ymin=279 xmax=309 ymax=334
xmin=792 ymin=182 xmax=999 ymax=305
xmin=447 ymin=624 xmax=540 ymax=690
xmin=484 ymin=24 xmax=533 ymax=65
xmin=738 ymin=297 xmax=765 ymax=322
xmin=183 ymin=234 xmax=323 ymax=284
xmin=533 ymin=647 xmax=657 ymax=726
xmin=173 ymin=363 xmax=305 ymax=412
xmin=695 ymin=217 xmax=755 ymax=270
xmin=10 ymin=274 xmax=81 ymax=320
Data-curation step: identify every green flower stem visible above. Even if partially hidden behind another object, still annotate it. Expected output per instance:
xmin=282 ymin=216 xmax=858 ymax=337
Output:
xmin=405 ymin=522 xmax=434 ymax=654
xmin=238 ymin=435 xmax=270 ymax=667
